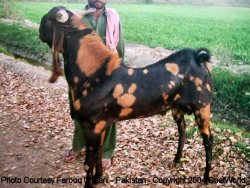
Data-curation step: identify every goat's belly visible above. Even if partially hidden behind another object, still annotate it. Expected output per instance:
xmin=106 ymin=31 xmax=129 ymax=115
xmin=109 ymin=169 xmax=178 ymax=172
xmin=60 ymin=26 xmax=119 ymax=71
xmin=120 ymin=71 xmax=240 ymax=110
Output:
xmin=116 ymin=100 xmax=170 ymax=121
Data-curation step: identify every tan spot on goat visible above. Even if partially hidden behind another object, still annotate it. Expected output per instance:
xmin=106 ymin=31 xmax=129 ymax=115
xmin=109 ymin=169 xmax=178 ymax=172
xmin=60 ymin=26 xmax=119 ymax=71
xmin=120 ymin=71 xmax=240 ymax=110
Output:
xmin=178 ymin=74 xmax=184 ymax=79
xmin=206 ymin=84 xmax=211 ymax=92
xmin=113 ymin=84 xmax=124 ymax=98
xmin=170 ymin=81 xmax=175 ymax=87
xmin=198 ymin=104 xmax=211 ymax=136
xmin=71 ymin=15 xmax=88 ymax=30
xmin=162 ymin=93 xmax=169 ymax=101
xmin=117 ymin=94 xmax=136 ymax=108
xmin=94 ymin=120 xmax=106 ymax=134
xmin=83 ymin=81 xmax=90 ymax=88
xmin=143 ymin=69 xmax=149 ymax=74
xmin=71 ymin=88 xmax=81 ymax=110
xmin=77 ymin=34 xmax=121 ymax=77
xmin=128 ymin=83 xmax=137 ymax=94
xmin=197 ymin=86 xmax=202 ymax=92
xmin=106 ymin=55 xmax=121 ymax=76
xmin=119 ymin=108 xmax=133 ymax=117
xmin=74 ymin=76 xmax=79 ymax=84
xmin=174 ymin=94 xmax=181 ymax=101
xmin=165 ymin=63 xmax=179 ymax=75
xmin=73 ymin=99 xmax=81 ymax=111
xmin=194 ymin=77 xmax=203 ymax=86
xmin=128 ymin=68 xmax=134 ymax=76
xmin=82 ymin=89 xmax=88 ymax=96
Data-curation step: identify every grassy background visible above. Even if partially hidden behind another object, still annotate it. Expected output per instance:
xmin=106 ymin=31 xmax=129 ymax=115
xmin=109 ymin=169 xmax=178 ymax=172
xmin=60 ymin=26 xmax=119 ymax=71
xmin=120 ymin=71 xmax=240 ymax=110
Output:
xmin=0 ymin=23 xmax=47 ymax=54
xmin=213 ymin=69 xmax=250 ymax=113
xmin=15 ymin=2 xmax=250 ymax=65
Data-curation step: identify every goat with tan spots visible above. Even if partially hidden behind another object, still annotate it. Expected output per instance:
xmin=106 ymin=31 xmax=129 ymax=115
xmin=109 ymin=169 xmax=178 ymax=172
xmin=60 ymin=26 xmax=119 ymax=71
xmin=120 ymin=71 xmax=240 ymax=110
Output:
xmin=39 ymin=6 xmax=213 ymax=188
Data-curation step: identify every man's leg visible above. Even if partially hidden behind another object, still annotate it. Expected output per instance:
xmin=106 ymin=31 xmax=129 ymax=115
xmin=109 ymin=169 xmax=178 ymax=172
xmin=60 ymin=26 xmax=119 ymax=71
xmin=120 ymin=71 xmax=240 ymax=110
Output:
xmin=102 ymin=124 xmax=116 ymax=168
xmin=65 ymin=121 xmax=116 ymax=164
xmin=64 ymin=120 xmax=86 ymax=162
xmin=65 ymin=90 xmax=87 ymax=161
xmin=72 ymin=120 xmax=86 ymax=151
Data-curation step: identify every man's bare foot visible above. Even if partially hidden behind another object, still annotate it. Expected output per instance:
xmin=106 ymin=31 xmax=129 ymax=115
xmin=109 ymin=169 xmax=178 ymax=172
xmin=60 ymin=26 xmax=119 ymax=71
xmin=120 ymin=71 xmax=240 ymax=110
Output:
xmin=64 ymin=149 xmax=85 ymax=163
xmin=102 ymin=158 xmax=111 ymax=170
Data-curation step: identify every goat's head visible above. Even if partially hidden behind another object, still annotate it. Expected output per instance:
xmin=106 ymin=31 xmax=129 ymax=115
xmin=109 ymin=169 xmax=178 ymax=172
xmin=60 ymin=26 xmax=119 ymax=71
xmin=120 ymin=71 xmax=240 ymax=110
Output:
xmin=39 ymin=6 xmax=96 ymax=83
xmin=39 ymin=6 xmax=96 ymax=49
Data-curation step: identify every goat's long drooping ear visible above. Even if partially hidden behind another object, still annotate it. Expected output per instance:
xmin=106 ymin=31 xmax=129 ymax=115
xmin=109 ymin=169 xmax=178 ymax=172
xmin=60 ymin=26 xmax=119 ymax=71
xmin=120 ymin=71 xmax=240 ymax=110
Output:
xmin=49 ymin=26 xmax=64 ymax=83
xmin=52 ymin=25 xmax=65 ymax=52
xmin=49 ymin=50 xmax=62 ymax=83
xmin=71 ymin=8 xmax=96 ymax=18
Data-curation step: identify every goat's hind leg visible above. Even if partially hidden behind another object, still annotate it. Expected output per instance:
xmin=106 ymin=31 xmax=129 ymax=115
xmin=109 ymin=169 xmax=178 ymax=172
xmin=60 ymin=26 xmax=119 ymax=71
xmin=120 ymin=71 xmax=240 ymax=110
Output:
xmin=195 ymin=104 xmax=213 ymax=183
xmin=172 ymin=108 xmax=186 ymax=164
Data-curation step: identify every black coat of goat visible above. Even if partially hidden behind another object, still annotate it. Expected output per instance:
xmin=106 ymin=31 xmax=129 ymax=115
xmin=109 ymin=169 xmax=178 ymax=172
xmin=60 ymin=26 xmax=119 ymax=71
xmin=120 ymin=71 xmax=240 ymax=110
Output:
xmin=39 ymin=6 xmax=213 ymax=188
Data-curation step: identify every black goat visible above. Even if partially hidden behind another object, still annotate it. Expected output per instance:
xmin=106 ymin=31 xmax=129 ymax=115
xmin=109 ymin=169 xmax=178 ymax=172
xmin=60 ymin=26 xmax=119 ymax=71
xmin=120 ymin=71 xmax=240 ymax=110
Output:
xmin=39 ymin=6 xmax=213 ymax=188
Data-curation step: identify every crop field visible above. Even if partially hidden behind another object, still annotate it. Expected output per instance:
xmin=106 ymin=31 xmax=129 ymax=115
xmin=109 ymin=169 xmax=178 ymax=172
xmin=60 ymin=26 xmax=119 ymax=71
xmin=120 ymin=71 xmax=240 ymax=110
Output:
xmin=16 ymin=2 xmax=250 ymax=65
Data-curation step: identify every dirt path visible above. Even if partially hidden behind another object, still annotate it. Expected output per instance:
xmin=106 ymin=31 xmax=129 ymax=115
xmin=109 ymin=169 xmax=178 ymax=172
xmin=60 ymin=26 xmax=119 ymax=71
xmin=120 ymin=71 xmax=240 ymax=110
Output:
xmin=0 ymin=53 xmax=248 ymax=188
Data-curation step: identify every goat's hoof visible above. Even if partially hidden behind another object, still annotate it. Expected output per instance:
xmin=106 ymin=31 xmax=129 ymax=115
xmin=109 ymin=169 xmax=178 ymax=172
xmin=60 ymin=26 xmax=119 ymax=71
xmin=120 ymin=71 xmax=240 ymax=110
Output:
xmin=92 ymin=176 xmax=100 ymax=185
xmin=203 ymin=177 xmax=210 ymax=184
xmin=49 ymin=75 xmax=59 ymax=83
xmin=173 ymin=158 xmax=181 ymax=164
xmin=203 ymin=173 xmax=210 ymax=184
xmin=173 ymin=157 xmax=181 ymax=167
xmin=84 ymin=182 xmax=93 ymax=188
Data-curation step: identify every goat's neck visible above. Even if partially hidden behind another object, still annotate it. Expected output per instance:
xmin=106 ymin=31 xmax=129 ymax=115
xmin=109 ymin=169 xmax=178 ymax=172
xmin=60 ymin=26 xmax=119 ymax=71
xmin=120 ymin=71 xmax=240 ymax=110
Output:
xmin=63 ymin=30 xmax=121 ymax=96
xmin=70 ymin=15 xmax=89 ymax=31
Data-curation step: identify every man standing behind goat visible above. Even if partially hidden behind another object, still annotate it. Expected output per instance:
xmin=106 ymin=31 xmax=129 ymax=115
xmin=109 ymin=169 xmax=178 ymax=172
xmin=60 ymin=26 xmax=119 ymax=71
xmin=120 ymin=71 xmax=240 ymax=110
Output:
xmin=64 ymin=0 xmax=125 ymax=169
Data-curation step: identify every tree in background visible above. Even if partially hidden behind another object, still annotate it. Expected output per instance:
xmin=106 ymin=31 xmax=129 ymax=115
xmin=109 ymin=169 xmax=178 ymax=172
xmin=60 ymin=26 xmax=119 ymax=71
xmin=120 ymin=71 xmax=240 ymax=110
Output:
xmin=0 ymin=0 xmax=22 ymax=20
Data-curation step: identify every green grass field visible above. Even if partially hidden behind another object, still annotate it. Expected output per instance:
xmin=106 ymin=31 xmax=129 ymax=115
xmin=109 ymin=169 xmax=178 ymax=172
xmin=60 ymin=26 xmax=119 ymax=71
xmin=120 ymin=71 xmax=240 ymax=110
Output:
xmin=15 ymin=2 xmax=250 ymax=65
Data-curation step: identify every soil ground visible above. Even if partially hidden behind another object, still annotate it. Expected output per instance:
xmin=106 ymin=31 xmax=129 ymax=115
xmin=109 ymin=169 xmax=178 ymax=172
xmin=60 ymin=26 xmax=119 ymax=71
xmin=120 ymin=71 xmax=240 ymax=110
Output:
xmin=0 ymin=53 xmax=249 ymax=188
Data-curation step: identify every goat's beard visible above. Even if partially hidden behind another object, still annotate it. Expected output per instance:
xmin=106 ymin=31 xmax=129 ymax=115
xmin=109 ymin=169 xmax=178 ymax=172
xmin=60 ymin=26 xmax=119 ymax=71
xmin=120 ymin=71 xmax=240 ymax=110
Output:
xmin=88 ymin=0 xmax=106 ymax=9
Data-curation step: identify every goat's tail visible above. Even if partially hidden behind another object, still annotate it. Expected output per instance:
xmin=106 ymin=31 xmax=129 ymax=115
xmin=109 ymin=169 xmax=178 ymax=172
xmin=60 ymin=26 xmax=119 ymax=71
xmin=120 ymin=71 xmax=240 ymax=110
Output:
xmin=197 ymin=48 xmax=211 ymax=63
xmin=196 ymin=48 xmax=212 ymax=72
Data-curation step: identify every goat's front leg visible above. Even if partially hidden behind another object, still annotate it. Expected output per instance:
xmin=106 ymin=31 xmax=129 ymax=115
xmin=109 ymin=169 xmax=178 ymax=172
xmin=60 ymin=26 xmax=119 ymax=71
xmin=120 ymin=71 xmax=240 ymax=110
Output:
xmin=84 ymin=129 xmax=101 ymax=188
xmin=84 ymin=120 xmax=108 ymax=188
xmin=195 ymin=104 xmax=213 ymax=184
xmin=92 ymin=129 xmax=107 ymax=184
xmin=172 ymin=108 xmax=186 ymax=163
